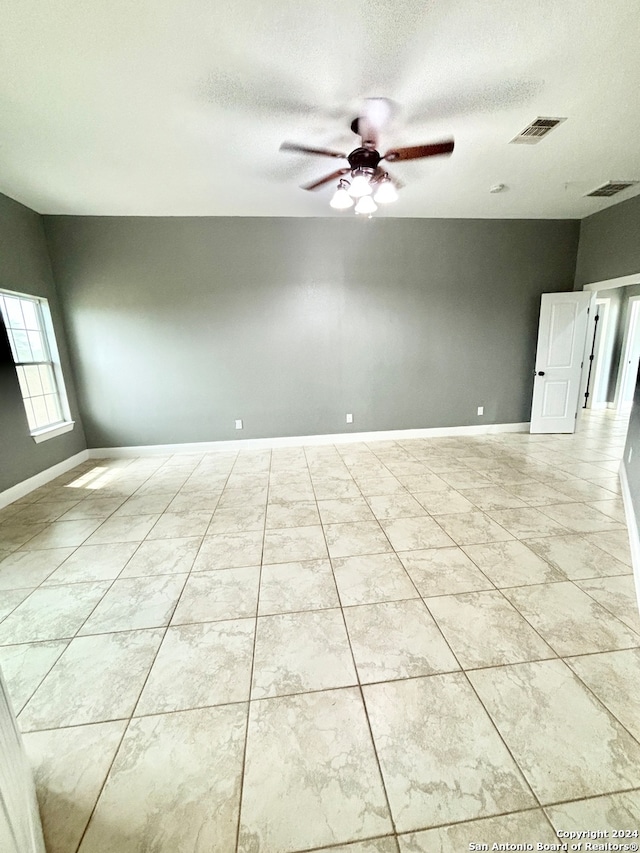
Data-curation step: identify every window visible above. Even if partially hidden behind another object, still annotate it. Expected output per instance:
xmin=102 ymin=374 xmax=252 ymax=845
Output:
xmin=0 ymin=289 xmax=74 ymax=442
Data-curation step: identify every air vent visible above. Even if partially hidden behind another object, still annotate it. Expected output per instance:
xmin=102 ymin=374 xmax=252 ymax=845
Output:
xmin=510 ymin=117 xmax=567 ymax=145
xmin=585 ymin=181 xmax=639 ymax=198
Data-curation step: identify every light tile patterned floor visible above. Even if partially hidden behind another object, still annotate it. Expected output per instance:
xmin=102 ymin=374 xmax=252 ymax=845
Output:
xmin=1 ymin=411 xmax=640 ymax=852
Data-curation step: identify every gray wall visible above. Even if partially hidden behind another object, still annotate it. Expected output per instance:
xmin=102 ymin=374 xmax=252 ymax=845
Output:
xmin=44 ymin=216 xmax=579 ymax=448
xmin=0 ymin=193 xmax=86 ymax=492
xmin=574 ymin=194 xmax=640 ymax=404
xmin=603 ymin=284 xmax=640 ymax=402
xmin=576 ymin=191 xmax=640 ymax=533
xmin=575 ymin=192 xmax=640 ymax=286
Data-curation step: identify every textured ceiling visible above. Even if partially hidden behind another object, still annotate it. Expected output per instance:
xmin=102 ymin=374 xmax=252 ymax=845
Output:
xmin=1 ymin=0 xmax=640 ymax=217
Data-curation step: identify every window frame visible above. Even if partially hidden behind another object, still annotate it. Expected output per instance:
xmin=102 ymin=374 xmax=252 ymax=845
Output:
xmin=0 ymin=288 xmax=75 ymax=443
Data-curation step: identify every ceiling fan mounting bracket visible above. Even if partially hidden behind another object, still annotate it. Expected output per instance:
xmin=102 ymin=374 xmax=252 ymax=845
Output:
xmin=347 ymin=147 xmax=382 ymax=171
xmin=350 ymin=117 xmax=377 ymax=149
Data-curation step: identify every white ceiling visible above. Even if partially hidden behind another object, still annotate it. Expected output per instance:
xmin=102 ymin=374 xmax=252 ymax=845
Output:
xmin=1 ymin=0 xmax=640 ymax=218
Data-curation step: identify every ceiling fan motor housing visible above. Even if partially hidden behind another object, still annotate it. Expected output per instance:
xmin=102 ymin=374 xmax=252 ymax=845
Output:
xmin=347 ymin=147 xmax=382 ymax=172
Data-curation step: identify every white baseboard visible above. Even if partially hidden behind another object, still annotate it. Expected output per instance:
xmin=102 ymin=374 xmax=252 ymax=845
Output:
xmin=0 ymin=450 xmax=90 ymax=510
xmin=589 ymin=401 xmax=609 ymax=411
xmin=88 ymin=422 xmax=531 ymax=458
xmin=619 ymin=464 xmax=640 ymax=613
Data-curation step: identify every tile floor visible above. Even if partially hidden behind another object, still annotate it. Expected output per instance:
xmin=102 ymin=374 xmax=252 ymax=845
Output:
xmin=1 ymin=411 xmax=640 ymax=852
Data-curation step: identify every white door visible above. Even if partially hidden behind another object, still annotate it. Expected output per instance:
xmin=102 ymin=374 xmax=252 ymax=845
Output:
xmin=0 ymin=668 xmax=46 ymax=853
xmin=530 ymin=292 xmax=593 ymax=433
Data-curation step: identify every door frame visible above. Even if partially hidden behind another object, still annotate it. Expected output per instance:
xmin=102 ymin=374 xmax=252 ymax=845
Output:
xmin=615 ymin=295 xmax=640 ymax=412
xmin=576 ymin=294 xmax=597 ymax=428
xmin=586 ymin=297 xmax=611 ymax=409
xmin=582 ymin=274 xmax=640 ymax=412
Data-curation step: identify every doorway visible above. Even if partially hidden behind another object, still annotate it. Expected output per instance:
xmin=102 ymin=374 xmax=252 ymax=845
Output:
xmin=584 ymin=297 xmax=611 ymax=409
xmin=616 ymin=295 xmax=640 ymax=412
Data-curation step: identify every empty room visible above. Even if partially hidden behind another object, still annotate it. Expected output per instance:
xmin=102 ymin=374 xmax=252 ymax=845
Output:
xmin=2 ymin=1 xmax=640 ymax=851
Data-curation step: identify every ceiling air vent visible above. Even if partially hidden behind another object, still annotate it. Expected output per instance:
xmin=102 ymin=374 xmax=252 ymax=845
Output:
xmin=585 ymin=180 xmax=639 ymax=198
xmin=510 ymin=117 xmax=567 ymax=145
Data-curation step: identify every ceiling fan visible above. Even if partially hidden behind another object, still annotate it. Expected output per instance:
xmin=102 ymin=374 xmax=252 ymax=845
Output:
xmin=280 ymin=98 xmax=454 ymax=214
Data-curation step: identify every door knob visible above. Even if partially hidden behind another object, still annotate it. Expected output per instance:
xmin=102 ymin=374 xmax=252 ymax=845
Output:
xmin=537 ymin=371 xmax=545 ymax=376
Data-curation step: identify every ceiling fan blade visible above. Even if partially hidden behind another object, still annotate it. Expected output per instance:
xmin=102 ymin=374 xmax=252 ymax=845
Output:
xmin=383 ymin=139 xmax=455 ymax=162
xmin=280 ymin=142 xmax=347 ymax=159
xmin=301 ymin=168 xmax=350 ymax=191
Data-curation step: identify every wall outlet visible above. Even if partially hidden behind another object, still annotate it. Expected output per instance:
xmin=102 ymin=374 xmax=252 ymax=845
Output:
xmin=346 ymin=413 xmax=353 ymax=424
xmin=235 ymin=419 xmax=243 ymax=430
xmin=629 ymin=447 xmax=633 ymax=463
xmin=477 ymin=406 xmax=484 ymax=416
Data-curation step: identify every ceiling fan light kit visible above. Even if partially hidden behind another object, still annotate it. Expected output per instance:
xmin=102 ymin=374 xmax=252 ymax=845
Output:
xmin=280 ymin=98 xmax=454 ymax=216
xmin=374 ymin=178 xmax=399 ymax=204
xmin=329 ymin=181 xmax=354 ymax=209
xmin=348 ymin=170 xmax=374 ymax=198
xmin=354 ymin=195 xmax=377 ymax=215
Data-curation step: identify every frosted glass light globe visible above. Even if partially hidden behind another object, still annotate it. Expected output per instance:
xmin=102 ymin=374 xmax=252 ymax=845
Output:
xmin=355 ymin=195 xmax=377 ymax=214
xmin=348 ymin=172 xmax=373 ymax=198
xmin=330 ymin=187 xmax=354 ymax=209
xmin=374 ymin=180 xmax=398 ymax=204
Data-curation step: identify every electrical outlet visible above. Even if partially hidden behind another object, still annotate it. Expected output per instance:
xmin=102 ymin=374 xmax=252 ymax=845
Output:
xmin=346 ymin=413 xmax=353 ymax=424
xmin=477 ymin=406 xmax=484 ymax=416
xmin=629 ymin=447 xmax=633 ymax=463
xmin=235 ymin=419 xmax=243 ymax=430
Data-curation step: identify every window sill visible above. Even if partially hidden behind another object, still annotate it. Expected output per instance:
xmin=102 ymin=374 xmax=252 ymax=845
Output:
xmin=31 ymin=421 xmax=75 ymax=444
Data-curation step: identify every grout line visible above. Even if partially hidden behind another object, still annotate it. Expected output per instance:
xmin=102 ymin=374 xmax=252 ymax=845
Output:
xmin=233 ymin=447 xmax=271 ymax=853
xmin=10 ymin=639 xmax=69 ymax=717
xmin=358 ymin=432 xmax=625 ymax=825
xmin=0 ymin=463 xmax=177 ymax=631
xmin=371 ymin=548 xmax=548 ymax=817
xmin=457 ymin=664 xmax=545 ymax=813
xmin=571 ymin=579 xmax=640 ymax=638
xmin=291 ymin=832 xmax=399 ymax=853
xmin=557 ymin=658 xmax=640 ymax=752
xmin=71 ymin=720 xmax=131 ymax=853
xmin=1 ymin=415 xmax=637 ymax=850
xmin=539 ymin=781 xmax=640 ymax=811
xmin=49 ymin=455 xmax=240 ymax=853
xmin=306 ymin=443 xmax=399 ymax=838
xmin=64 ymin=459 xmax=240 ymax=638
